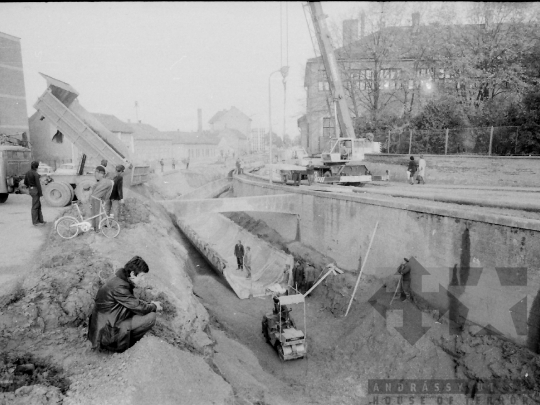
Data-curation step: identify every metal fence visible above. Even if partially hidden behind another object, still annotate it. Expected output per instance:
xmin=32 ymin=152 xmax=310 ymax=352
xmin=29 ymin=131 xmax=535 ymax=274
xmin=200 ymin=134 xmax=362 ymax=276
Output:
xmin=377 ymin=126 xmax=529 ymax=156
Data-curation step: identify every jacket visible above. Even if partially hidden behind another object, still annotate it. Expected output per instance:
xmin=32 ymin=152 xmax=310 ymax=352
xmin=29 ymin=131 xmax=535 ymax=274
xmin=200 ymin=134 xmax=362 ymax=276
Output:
xmin=88 ymin=269 xmax=156 ymax=352
xmin=398 ymin=261 xmax=412 ymax=281
xmin=234 ymin=243 xmax=245 ymax=258
xmin=109 ymin=175 xmax=124 ymax=200
xmin=407 ymin=160 xmax=418 ymax=173
xmin=244 ymin=250 xmax=251 ymax=268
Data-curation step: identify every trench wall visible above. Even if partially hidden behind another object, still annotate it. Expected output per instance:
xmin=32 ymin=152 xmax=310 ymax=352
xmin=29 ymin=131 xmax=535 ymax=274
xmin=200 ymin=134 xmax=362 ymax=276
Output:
xmin=233 ymin=176 xmax=540 ymax=350
xmin=364 ymin=153 xmax=540 ymax=187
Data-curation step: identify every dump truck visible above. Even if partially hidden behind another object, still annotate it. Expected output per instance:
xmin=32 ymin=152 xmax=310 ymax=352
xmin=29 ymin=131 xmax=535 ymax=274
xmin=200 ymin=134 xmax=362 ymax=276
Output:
xmin=32 ymin=73 xmax=149 ymax=206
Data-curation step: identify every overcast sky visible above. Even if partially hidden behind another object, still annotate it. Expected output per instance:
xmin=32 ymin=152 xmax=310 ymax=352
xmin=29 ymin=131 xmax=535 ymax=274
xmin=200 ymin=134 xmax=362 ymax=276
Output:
xmin=1 ymin=2 xmax=458 ymax=137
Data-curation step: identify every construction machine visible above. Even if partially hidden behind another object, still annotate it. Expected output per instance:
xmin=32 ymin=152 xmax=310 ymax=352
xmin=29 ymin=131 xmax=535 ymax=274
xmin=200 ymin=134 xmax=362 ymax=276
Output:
xmin=0 ymin=135 xmax=31 ymax=203
xmin=262 ymin=294 xmax=306 ymax=361
xmin=32 ymin=73 xmax=150 ymax=206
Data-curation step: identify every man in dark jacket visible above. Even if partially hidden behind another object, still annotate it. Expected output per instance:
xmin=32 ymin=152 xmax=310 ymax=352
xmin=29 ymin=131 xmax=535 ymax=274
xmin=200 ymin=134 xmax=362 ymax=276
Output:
xmin=234 ymin=240 xmax=245 ymax=270
xmin=398 ymin=257 xmax=412 ymax=301
xmin=106 ymin=165 xmax=125 ymax=220
xmin=293 ymin=260 xmax=305 ymax=292
xmin=88 ymin=256 xmax=162 ymax=352
xmin=24 ymin=161 xmax=46 ymax=226
xmin=407 ymin=156 xmax=417 ymax=185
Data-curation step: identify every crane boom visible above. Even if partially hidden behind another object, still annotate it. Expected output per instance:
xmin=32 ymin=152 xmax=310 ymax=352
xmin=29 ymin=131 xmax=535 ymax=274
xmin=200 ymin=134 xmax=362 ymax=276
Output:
xmin=308 ymin=2 xmax=356 ymax=139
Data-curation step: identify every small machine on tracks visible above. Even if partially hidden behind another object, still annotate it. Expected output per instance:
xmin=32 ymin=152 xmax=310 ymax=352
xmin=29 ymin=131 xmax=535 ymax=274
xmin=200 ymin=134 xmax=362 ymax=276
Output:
xmin=262 ymin=294 xmax=306 ymax=361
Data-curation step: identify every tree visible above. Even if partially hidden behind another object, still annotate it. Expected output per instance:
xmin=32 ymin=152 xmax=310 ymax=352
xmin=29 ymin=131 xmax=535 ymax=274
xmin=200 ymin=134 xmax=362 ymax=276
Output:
xmin=265 ymin=132 xmax=283 ymax=148
xmin=283 ymin=133 xmax=292 ymax=147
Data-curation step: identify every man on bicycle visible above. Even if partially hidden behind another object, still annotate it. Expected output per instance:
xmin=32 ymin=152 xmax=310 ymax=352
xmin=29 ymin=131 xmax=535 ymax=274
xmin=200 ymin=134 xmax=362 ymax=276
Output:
xmin=90 ymin=165 xmax=114 ymax=232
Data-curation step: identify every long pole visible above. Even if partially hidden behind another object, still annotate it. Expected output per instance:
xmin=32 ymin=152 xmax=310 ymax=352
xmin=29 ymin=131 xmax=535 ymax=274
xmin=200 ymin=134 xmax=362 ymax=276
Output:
xmin=488 ymin=126 xmax=494 ymax=156
xmin=269 ymin=72 xmax=275 ymax=183
xmin=445 ymin=128 xmax=449 ymax=155
xmin=345 ymin=221 xmax=379 ymax=317
xmin=408 ymin=129 xmax=413 ymax=155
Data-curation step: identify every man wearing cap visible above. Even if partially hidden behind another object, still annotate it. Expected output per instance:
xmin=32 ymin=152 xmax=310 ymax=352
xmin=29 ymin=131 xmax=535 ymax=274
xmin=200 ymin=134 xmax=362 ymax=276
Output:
xmin=106 ymin=165 xmax=125 ymax=221
xmin=90 ymin=165 xmax=114 ymax=232
xmin=398 ymin=258 xmax=412 ymax=301
xmin=24 ymin=161 xmax=46 ymax=226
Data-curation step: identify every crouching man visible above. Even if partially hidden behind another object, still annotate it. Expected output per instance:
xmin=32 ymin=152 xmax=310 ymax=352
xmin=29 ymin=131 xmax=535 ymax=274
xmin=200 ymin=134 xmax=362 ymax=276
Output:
xmin=88 ymin=256 xmax=162 ymax=353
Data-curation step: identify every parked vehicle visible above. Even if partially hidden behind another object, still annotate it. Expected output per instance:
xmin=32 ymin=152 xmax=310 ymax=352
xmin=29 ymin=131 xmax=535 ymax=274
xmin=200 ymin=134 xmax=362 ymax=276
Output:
xmin=0 ymin=143 xmax=31 ymax=203
xmin=37 ymin=162 xmax=54 ymax=176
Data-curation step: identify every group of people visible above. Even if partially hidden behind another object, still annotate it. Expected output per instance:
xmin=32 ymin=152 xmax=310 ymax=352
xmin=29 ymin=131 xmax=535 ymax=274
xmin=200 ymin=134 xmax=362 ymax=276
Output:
xmin=24 ymin=159 xmax=124 ymax=229
xmin=292 ymin=259 xmax=317 ymax=295
xmin=406 ymin=155 xmax=427 ymax=185
xmin=235 ymin=158 xmax=245 ymax=175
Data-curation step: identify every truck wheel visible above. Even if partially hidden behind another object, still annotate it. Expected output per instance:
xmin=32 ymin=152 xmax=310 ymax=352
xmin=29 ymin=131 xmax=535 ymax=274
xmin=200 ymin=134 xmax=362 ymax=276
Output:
xmin=0 ymin=193 xmax=8 ymax=203
xmin=43 ymin=182 xmax=73 ymax=207
xmin=75 ymin=179 xmax=95 ymax=203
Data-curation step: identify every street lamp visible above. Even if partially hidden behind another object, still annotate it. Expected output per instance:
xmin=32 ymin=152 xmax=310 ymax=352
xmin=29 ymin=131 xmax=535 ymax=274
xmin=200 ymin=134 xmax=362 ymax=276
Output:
xmin=268 ymin=66 xmax=289 ymax=184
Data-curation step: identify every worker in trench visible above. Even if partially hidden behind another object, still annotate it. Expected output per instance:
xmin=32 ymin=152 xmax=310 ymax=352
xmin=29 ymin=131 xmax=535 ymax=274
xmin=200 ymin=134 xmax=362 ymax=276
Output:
xmin=88 ymin=256 xmax=162 ymax=353
xmin=398 ymin=258 xmax=412 ymax=301
xmin=234 ymin=240 xmax=245 ymax=270
xmin=89 ymin=165 xmax=114 ymax=232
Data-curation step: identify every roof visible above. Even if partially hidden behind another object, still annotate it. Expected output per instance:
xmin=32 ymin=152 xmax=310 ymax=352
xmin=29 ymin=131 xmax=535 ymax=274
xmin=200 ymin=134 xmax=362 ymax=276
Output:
xmin=208 ymin=106 xmax=252 ymax=124
xmin=217 ymin=128 xmax=248 ymax=140
xmin=129 ymin=122 xmax=172 ymax=141
xmin=92 ymin=113 xmax=133 ymax=134
xmin=166 ymin=131 xmax=220 ymax=145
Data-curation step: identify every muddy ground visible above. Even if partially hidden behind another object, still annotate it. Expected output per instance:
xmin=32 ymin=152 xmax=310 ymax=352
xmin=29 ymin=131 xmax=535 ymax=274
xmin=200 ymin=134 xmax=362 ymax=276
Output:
xmin=1 ymin=167 xmax=539 ymax=404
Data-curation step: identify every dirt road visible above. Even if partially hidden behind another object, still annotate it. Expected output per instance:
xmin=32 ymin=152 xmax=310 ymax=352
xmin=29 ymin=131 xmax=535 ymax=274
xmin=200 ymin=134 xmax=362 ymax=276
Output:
xmin=0 ymin=194 xmax=63 ymax=301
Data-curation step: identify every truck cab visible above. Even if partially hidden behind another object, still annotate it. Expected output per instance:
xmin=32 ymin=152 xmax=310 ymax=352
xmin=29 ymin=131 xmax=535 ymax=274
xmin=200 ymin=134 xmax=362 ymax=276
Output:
xmin=0 ymin=145 xmax=31 ymax=203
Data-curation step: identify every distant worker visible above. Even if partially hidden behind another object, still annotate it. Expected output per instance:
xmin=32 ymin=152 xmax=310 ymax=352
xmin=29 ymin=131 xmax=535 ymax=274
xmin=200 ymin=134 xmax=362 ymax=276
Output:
xmin=417 ymin=155 xmax=426 ymax=185
xmin=407 ymin=156 xmax=417 ymax=185
xmin=100 ymin=159 xmax=109 ymax=178
xmin=244 ymin=246 xmax=252 ymax=279
xmin=240 ymin=159 xmax=245 ymax=175
xmin=303 ymin=263 xmax=316 ymax=295
xmin=397 ymin=258 xmax=412 ymax=301
xmin=293 ymin=260 xmax=305 ymax=292
xmin=186 ymin=156 xmax=190 ymax=170
xmin=24 ymin=161 xmax=46 ymax=226
xmin=160 ymin=158 xmax=164 ymax=172
xmin=172 ymin=158 xmax=176 ymax=170
xmin=234 ymin=240 xmax=245 ymax=270
xmin=89 ymin=165 xmax=114 ymax=232
xmin=340 ymin=144 xmax=349 ymax=160
xmin=306 ymin=161 xmax=315 ymax=186
xmin=281 ymin=264 xmax=292 ymax=294
xmin=235 ymin=158 xmax=241 ymax=175
xmin=88 ymin=256 xmax=162 ymax=353
xmin=292 ymin=171 xmax=301 ymax=186
xmin=106 ymin=165 xmax=125 ymax=220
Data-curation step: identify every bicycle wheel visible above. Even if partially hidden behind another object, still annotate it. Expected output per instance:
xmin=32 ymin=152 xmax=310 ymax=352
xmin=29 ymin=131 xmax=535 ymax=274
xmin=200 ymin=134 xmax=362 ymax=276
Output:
xmin=99 ymin=217 xmax=120 ymax=238
xmin=56 ymin=216 xmax=79 ymax=239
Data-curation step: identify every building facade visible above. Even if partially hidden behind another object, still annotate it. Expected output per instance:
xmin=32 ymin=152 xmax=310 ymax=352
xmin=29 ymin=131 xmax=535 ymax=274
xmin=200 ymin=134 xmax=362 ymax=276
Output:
xmin=167 ymin=131 xmax=220 ymax=164
xmin=249 ymin=128 xmax=266 ymax=153
xmin=208 ymin=106 xmax=252 ymax=137
xmin=0 ymin=31 xmax=29 ymax=141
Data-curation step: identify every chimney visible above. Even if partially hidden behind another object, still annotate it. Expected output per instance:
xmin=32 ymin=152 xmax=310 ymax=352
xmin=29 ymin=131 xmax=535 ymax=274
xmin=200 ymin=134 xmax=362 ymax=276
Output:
xmin=343 ymin=19 xmax=358 ymax=48
xmin=360 ymin=12 xmax=365 ymax=38
xmin=412 ymin=12 xmax=420 ymax=33
xmin=197 ymin=108 xmax=202 ymax=132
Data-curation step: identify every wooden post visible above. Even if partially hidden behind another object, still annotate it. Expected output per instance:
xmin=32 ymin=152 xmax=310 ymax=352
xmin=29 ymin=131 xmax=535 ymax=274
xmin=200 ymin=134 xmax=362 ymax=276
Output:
xmin=345 ymin=221 xmax=379 ymax=317
xmin=445 ymin=128 xmax=449 ymax=155
xmin=488 ymin=126 xmax=494 ymax=156
xmin=387 ymin=131 xmax=390 ymax=153
xmin=408 ymin=129 xmax=413 ymax=155
xmin=515 ymin=127 xmax=519 ymax=155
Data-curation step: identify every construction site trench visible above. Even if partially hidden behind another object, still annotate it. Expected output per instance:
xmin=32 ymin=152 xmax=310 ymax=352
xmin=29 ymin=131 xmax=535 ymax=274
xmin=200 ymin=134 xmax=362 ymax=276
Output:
xmin=1 ymin=167 xmax=540 ymax=405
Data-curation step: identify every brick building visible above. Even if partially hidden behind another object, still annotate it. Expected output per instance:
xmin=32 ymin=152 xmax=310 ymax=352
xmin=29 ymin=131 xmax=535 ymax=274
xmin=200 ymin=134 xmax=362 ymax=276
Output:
xmin=0 ymin=31 xmax=29 ymax=141
xmin=208 ymin=106 xmax=252 ymax=137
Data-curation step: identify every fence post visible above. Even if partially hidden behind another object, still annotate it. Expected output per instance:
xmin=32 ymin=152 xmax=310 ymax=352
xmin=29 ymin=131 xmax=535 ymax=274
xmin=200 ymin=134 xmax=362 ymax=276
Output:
xmin=488 ymin=126 xmax=494 ymax=156
xmin=515 ymin=127 xmax=519 ymax=155
xmin=387 ymin=131 xmax=390 ymax=154
xmin=408 ymin=129 xmax=413 ymax=155
xmin=445 ymin=128 xmax=449 ymax=155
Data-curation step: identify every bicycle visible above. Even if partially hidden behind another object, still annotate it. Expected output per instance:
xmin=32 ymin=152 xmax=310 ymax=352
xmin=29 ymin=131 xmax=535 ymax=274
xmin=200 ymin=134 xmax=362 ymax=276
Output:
xmin=55 ymin=196 xmax=121 ymax=239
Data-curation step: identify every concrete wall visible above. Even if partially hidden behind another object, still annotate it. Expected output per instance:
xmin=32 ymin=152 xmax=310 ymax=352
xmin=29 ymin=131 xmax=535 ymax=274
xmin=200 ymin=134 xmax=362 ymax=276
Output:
xmin=364 ymin=153 xmax=540 ymax=187
xmin=233 ymin=176 xmax=540 ymax=350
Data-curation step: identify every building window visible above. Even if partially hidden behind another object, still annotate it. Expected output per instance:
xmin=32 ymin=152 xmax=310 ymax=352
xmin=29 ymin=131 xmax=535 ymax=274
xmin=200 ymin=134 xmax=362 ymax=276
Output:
xmin=323 ymin=117 xmax=336 ymax=138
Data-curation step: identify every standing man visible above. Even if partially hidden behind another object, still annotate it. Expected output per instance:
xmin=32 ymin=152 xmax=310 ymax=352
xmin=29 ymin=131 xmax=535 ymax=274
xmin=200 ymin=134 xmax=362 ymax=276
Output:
xmin=100 ymin=159 xmax=110 ymax=178
xmin=186 ymin=156 xmax=190 ymax=170
xmin=306 ymin=161 xmax=315 ymax=186
xmin=159 ymin=158 xmax=164 ymax=173
xmin=293 ymin=260 xmax=305 ymax=293
xmin=172 ymin=158 xmax=176 ymax=170
xmin=234 ymin=240 xmax=245 ymax=270
xmin=407 ymin=156 xmax=418 ymax=185
xmin=417 ymin=155 xmax=426 ymax=185
xmin=88 ymin=256 xmax=162 ymax=353
xmin=239 ymin=158 xmax=244 ymax=175
xmin=25 ymin=161 xmax=46 ymax=226
xmin=106 ymin=165 xmax=125 ymax=220
xmin=244 ymin=246 xmax=252 ymax=279
xmin=303 ymin=263 xmax=316 ymax=295
xmin=89 ymin=166 xmax=114 ymax=232
xmin=398 ymin=258 xmax=412 ymax=301
xmin=235 ymin=158 xmax=241 ymax=175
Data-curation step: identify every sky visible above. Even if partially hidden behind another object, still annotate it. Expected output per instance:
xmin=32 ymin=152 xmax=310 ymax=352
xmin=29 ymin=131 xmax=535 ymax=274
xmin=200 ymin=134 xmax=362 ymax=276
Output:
xmin=0 ymin=1 xmax=361 ymax=138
